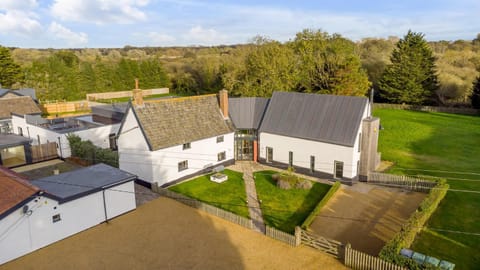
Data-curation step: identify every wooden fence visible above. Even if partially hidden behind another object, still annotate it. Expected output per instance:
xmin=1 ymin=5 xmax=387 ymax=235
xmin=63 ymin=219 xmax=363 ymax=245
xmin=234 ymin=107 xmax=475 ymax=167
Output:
xmin=368 ymin=172 xmax=437 ymax=193
xmin=40 ymin=101 xmax=90 ymax=114
xmin=31 ymin=142 xmax=58 ymax=163
xmin=344 ymin=244 xmax=407 ymax=270
xmin=300 ymin=228 xmax=343 ymax=258
xmin=374 ymin=103 xmax=479 ymax=115
xmin=154 ymin=187 xmax=253 ymax=230
xmin=265 ymin=226 xmax=299 ymax=247
xmin=86 ymin=88 xmax=169 ymax=101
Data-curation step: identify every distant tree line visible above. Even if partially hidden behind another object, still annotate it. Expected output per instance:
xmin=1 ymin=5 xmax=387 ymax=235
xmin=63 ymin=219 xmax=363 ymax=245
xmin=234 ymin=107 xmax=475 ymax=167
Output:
xmin=1 ymin=30 xmax=480 ymax=106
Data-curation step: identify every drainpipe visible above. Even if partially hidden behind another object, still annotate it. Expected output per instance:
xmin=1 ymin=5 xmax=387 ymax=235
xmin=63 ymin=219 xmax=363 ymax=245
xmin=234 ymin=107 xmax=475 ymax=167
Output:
xmin=102 ymin=189 xmax=109 ymax=223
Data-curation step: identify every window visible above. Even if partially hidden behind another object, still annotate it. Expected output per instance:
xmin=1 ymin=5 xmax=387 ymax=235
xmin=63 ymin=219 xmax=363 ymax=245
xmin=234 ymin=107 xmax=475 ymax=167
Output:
xmin=266 ymin=147 xmax=273 ymax=163
xmin=18 ymin=127 xmax=23 ymax=136
xmin=288 ymin=151 xmax=293 ymax=168
xmin=310 ymin=156 xmax=315 ymax=173
xmin=109 ymin=133 xmax=117 ymax=150
xmin=334 ymin=161 xmax=344 ymax=179
xmin=358 ymin=133 xmax=362 ymax=152
xmin=216 ymin=136 xmax=224 ymax=143
xmin=52 ymin=214 xmax=61 ymax=223
xmin=178 ymin=160 xmax=188 ymax=172
xmin=182 ymin=142 xmax=191 ymax=150
xmin=217 ymin=151 xmax=226 ymax=161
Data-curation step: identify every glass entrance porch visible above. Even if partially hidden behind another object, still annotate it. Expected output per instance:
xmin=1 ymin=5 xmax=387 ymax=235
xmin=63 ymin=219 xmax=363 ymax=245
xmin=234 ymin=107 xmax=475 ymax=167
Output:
xmin=234 ymin=130 xmax=256 ymax=161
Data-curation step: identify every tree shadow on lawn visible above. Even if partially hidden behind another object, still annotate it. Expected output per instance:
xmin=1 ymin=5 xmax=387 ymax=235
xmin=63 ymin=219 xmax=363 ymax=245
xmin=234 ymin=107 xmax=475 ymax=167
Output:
xmin=378 ymin=109 xmax=480 ymax=269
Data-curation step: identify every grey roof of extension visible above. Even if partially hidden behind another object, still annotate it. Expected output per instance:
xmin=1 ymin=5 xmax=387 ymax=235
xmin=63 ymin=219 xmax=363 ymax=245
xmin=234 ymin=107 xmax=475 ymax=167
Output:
xmin=0 ymin=134 xmax=32 ymax=148
xmin=228 ymin=97 xmax=270 ymax=130
xmin=259 ymin=92 xmax=368 ymax=147
xmin=131 ymin=95 xmax=234 ymax=151
xmin=31 ymin=163 xmax=136 ymax=203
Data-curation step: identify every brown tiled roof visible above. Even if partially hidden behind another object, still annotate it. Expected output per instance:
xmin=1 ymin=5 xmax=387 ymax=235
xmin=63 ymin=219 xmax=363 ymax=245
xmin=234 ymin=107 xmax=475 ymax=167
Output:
xmin=133 ymin=94 xmax=234 ymax=151
xmin=0 ymin=96 xmax=41 ymax=119
xmin=0 ymin=167 xmax=39 ymax=217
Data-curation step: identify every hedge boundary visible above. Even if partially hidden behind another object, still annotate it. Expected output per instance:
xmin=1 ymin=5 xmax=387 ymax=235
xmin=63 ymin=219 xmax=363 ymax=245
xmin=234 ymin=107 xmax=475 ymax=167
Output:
xmin=301 ymin=181 xmax=341 ymax=229
xmin=379 ymin=179 xmax=449 ymax=269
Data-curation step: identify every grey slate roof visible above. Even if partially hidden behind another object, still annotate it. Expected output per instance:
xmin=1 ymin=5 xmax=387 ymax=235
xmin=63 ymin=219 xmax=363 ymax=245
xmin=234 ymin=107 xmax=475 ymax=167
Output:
xmin=91 ymin=103 xmax=128 ymax=121
xmin=0 ymin=88 xmax=37 ymax=100
xmin=229 ymin=97 xmax=269 ymax=130
xmin=31 ymin=163 xmax=136 ymax=203
xmin=132 ymin=95 xmax=234 ymax=151
xmin=0 ymin=134 xmax=32 ymax=148
xmin=259 ymin=92 xmax=368 ymax=147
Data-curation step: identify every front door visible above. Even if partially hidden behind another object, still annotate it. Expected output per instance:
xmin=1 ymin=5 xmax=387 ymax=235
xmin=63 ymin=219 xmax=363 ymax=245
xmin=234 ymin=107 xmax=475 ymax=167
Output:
xmin=334 ymin=161 xmax=344 ymax=179
xmin=235 ymin=139 xmax=253 ymax=160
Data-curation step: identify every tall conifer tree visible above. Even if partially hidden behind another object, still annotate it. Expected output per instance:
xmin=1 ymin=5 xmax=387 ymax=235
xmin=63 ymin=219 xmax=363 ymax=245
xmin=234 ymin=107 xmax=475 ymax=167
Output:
xmin=379 ymin=31 xmax=439 ymax=104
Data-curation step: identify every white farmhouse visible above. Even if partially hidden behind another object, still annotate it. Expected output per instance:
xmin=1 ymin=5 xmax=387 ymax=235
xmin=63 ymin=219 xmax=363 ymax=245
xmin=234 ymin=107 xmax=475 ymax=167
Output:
xmin=117 ymin=90 xmax=235 ymax=187
xmin=230 ymin=92 xmax=380 ymax=183
xmin=0 ymin=163 xmax=136 ymax=265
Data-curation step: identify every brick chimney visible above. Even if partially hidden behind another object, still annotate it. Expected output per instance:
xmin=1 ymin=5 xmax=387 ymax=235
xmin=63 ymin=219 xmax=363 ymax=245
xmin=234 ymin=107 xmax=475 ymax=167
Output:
xmin=219 ymin=89 xmax=228 ymax=119
xmin=133 ymin=78 xmax=144 ymax=107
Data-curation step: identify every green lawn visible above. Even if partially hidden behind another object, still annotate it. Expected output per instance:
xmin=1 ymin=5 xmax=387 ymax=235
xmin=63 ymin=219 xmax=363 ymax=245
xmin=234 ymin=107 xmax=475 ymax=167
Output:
xmin=374 ymin=109 xmax=480 ymax=270
xmin=96 ymin=93 xmax=175 ymax=103
xmin=254 ymin=171 xmax=331 ymax=234
xmin=168 ymin=169 xmax=249 ymax=218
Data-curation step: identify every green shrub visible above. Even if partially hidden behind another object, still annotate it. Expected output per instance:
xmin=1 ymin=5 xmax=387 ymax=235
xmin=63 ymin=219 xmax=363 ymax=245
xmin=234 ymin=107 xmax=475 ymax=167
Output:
xmin=379 ymin=179 xmax=449 ymax=269
xmin=67 ymin=134 xmax=119 ymax=168
xmin=301 ymin=181 xmax=341 ymax=229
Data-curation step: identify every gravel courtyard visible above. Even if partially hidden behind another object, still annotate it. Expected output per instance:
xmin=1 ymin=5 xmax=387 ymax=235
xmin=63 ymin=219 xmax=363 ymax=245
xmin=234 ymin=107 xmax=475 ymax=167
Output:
xmin=1 ymin=197 xmax=347 ymax=270
xmin=310 ymin=183 xmax=426 ymax=256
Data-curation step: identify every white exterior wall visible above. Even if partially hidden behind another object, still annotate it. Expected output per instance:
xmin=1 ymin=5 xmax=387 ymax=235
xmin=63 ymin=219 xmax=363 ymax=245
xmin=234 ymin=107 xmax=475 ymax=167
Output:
xmin=259 ymin=133 xmax=358 ymax=179
xmin=11 ymin=115 xmax=119 ymax=158
xmin=0 ymin=181 xmax=135 ymax=265
xmin=118 ymin=108 xmax=153 ymax=183
xmin=117 ymin=107 xmax=234 ymax=186
xmin=149 ymin=133 xmax=234 ymax=186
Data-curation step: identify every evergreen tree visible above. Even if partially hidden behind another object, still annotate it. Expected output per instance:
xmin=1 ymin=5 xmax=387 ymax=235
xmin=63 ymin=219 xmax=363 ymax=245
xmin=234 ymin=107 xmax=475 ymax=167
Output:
xmin=0 ymin=46 xmax=22 ymax=88
xmin=471 ymin=76 xmax=480 ymax=109
xmin=378 ymin=31 xmax=439 ymax=105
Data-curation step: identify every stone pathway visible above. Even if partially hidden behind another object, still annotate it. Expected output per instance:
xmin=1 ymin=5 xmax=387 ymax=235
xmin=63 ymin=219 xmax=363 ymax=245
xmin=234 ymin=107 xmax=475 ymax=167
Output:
xmin=236 ymin=161 xmax=266 ymax=233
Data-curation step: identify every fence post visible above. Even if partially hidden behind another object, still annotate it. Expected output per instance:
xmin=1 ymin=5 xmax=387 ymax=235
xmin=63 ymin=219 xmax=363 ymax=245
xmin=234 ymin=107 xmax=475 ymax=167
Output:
xmin=294 ymin=226 xmax=301 ymax=247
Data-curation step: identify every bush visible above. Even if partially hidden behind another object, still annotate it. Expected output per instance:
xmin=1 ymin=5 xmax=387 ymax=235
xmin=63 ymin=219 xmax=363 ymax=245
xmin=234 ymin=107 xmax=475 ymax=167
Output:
xmin=301 ymin=181 xmax=341 ymax=229
xmin=379 ymin=179 xmax=449 ymax=269
xmin=67 ymin=134 xmax=119 ymax=168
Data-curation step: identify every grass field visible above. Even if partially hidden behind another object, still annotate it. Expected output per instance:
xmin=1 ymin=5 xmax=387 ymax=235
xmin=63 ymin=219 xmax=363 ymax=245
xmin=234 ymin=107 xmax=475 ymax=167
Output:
xmin=168 ymin=169 xmax=249 ymax=218
xmin=254 ymin=171 xmax=331 ymax=234
xmin=373 ymin=109 xmax=480 ymax=270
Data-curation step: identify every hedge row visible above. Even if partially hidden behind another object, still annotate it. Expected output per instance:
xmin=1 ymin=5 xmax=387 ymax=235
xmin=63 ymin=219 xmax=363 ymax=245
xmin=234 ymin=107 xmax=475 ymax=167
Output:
xmin=379 ymin=179 xmax=449 ymax=269
xmin=67 ymin=134 xmax=119 ymax=168
xmin=301 ymin=181 xmax=341 ymax=229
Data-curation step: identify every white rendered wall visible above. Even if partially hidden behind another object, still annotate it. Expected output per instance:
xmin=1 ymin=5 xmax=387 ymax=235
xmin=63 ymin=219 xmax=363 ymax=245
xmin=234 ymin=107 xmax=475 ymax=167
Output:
xmin=0 ymin=181 xmax=135 ymax=265
xmin=259 ymin=133 xmax=358 ymax=178
xmin=11 ymin=115 xmax=119 ymax=158
xmin=117 ymin=108 xmax=153 ymax=182
xmin=149 ymin=132 xmax=234 ymax=186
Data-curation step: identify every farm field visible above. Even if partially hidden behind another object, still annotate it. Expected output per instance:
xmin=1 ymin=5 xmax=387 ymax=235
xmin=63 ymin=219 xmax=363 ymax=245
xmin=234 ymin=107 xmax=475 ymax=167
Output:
xmin=168 ymin=169 xmax=250 ymax=218
xmin=373 ymin=109 xmax=480 ymax=270
xmin=254 ymin=171 xmax=331 ymax=233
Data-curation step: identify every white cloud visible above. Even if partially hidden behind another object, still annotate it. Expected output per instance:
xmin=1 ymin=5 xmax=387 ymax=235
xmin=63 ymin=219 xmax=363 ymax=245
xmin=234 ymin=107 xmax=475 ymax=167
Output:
xmin=0 ymin=0 xmax=38 ymax=11
xmin=48 ymin=22 xmax=88 ymax=46
xmin=0 ymin=10 xmax=42 ymax=36
xmin=183 ymin=25 xmax=227 ymax=45
xmin=51 ymin=0 xmax=150 ymax=24
xmin=148 ymin=32 xmax=176 ymax=44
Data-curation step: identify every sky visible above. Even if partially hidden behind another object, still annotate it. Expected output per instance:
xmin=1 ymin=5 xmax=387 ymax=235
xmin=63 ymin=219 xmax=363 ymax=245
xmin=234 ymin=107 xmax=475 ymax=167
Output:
xmin=0 ymin=0 xmax=479 ymax=48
